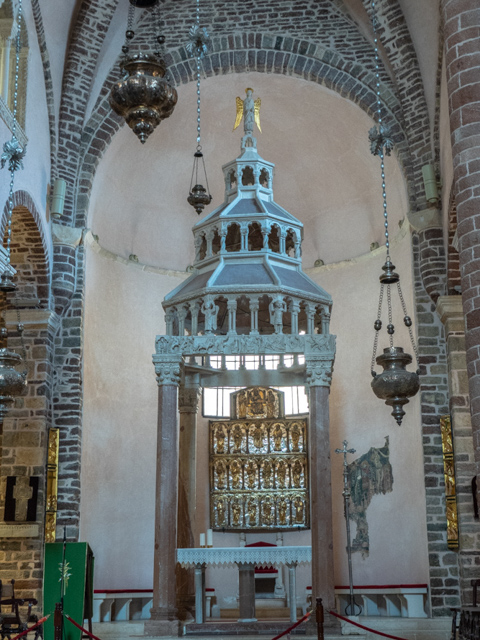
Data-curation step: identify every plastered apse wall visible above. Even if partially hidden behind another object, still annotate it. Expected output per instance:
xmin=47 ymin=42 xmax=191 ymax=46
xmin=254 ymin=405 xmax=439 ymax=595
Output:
xmin=80 ymin=74 xmax=428 ymax=594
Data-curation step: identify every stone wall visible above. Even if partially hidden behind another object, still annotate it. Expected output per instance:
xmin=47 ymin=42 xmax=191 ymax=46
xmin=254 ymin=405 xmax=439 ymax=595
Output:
xmin=438 ymin=296 xmax=480 ymax=607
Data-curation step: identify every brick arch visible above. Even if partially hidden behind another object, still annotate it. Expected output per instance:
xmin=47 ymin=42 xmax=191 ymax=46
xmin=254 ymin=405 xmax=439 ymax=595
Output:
xmin=75 ymin=40 xmax=414 ymax=229
xmin=1 ymin=190 xmax=51 ymax=272
xmin=1 ymin=193 xmax=50 ymax=308
xmin=360 ymin=0 xmax=433 ymax=211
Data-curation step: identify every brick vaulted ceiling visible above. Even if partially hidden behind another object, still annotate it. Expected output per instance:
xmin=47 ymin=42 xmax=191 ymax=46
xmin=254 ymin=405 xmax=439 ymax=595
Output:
xmin=41 ymin=0 xmax=438 ymax=240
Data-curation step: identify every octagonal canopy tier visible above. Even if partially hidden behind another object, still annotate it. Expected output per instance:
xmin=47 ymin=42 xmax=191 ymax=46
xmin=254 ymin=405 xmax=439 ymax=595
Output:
xmin=163 ymin=129 xmax=332 ymax=338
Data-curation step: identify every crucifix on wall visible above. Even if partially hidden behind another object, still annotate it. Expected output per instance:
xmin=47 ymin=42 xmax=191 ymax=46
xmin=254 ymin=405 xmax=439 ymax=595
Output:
xmin=4 ymin=476 xmax=39 ymax=522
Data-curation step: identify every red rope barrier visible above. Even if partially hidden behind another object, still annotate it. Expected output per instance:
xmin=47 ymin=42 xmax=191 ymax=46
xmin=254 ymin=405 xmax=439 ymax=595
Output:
xmin=6 ymin=615 xmax=49 ymax=640
xmin=64 ymin=614 xmax=103 ymax=640
xmin=328 ymin=610 xmax=410 ymax=640
xmin=270 ymin=610 xmax=312 ymax=640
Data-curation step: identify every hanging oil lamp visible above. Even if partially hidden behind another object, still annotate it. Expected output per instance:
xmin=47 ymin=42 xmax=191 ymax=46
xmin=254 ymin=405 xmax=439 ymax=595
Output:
xmin=369 ymin=0 xmax=419 ymax=425
xmin=109 ymin=0 xmax=177 ymax=144
xmin=186 ymin=0 xmax=212 ymax=215
xmin=0 ymin=0 xmax=28 ymax=425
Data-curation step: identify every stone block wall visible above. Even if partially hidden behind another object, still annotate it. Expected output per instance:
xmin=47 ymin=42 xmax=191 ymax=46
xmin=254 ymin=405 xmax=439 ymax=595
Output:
xmin=412 ymin=231 xmax=461 ymax=615
xmin=0 ymin=309 xmax=57 ymax=607
xmin=437 ymin=296 xmax=480 ymax=607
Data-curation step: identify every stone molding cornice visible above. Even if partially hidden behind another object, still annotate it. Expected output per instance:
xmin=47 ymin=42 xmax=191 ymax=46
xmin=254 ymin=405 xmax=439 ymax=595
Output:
xmin=4 ymin=308 xmax=59 ymax=333
xmin=436 ymin=295 xmax=465 ymax=334
xmin=407 ymin=208 xmax=441 ymax=231
xmin=51 ymin=223 xmax=84 ymax=248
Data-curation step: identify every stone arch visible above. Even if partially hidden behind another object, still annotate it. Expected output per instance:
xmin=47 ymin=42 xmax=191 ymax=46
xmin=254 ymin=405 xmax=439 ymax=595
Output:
xmin=268 ymin=224 xmax=280 ymax=253
xmin=1 ymin=202 xmax=50 ymax=308
xmin=236 ymin=295 xmax=250 ymax=335
xmin=259 ymin=168 xmax=270 ymax=188
xmin=211 ymin=227 xmax=221 ymax=255
xmin=74 ymin=35 xmax=416 ymax=231
xmin=226 ymin=168 xmax=237 ymax=191
xmin=248 ymin=222 xmax=263 ymax=251
xmin=286 ymin=229 xmax=297 ymax=257
xmin=30 ymin=0 xmax=57 ymax=177
xmin=1 ymin=190 xmax=51 ymax=274
xmin=241 ymin=166 xmax=255 ymax=186
xmin=225 ymin=223 xmax=241 ymax=252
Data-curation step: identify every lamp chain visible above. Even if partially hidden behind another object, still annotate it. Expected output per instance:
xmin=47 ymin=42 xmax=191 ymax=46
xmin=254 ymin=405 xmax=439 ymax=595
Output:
xmin=369 ymin=0 xmax=420 ymax=376
xmin=196 ymin=0 xmax=202 ymax=150
xmin=122 ymin=1 xmax=136 ymax=56
xmin=371 ymin=0 xmax=391 ymax=263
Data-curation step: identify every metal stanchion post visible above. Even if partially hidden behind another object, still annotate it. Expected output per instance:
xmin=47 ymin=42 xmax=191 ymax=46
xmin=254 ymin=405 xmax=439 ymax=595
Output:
xmin=316 ymin=597 xmax=324 ymax=640
xmin=54 ymin=603 xmax=63 ymax=640
xmin=335 ymin=440 xmax=362 ymax=617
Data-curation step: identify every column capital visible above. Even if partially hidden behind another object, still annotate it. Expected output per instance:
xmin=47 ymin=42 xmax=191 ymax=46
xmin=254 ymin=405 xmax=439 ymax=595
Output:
xmin=178 ymin=386 xmax=201 ymax=413
xmin=305 ymin=355 xmax=334 ymax=388
xmin=154 ymin=355 xmax=183 ymax=386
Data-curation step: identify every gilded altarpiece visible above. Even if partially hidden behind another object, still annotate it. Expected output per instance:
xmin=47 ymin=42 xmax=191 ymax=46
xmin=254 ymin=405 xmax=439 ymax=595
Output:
xmin=210 ymin=387 xmax=309 ymax=531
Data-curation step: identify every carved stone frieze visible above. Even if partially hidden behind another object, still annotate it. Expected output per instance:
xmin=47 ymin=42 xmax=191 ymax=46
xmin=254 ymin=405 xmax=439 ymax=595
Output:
xmin=155 ymin=332 xmax=336 ymax=358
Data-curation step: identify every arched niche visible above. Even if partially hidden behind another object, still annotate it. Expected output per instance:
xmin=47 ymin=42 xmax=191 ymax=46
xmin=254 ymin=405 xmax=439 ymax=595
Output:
xmin=268 ymin=225 xmax=280 ymax=253
xmin=248 ymin=222 xmax=263 ymax=251
xmin=225 ymin=223 xmax=241 ymax=252
xmin=241 ymin=166 xmax=255 ymax=186
xmin=3 ymin=205 xmax=49 ymax=307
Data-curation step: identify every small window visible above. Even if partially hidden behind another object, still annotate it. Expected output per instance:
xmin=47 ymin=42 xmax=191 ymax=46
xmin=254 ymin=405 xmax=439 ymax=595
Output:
xmin=203 ymin=385 xmax=308 ymax=418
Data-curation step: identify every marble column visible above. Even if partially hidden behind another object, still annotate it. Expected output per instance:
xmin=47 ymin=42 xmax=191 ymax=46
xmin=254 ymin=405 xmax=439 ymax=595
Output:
xmin=176 ymin=384 xmax=201 ymax=621
xmin=237 ymin=563 xmax=256 ymax=622
xmin=306 ymin=359 xmax=335 ymax=613
xmin=287 ymin=563 xmax=297 ymax=623
xmin=146 ymin=356 xmax=182 ymax=637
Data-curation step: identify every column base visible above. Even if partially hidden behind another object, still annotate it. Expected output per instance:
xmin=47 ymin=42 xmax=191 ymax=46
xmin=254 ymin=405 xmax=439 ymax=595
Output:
xmin=176 ymin=593 xmax=195 ymax=622
xmin=145 ymin=609 xmax=181 ymax=637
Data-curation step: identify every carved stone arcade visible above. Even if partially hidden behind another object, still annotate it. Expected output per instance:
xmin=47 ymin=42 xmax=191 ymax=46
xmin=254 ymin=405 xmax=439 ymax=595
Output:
xmin=147 ymin=118 xmax=336 ymax=636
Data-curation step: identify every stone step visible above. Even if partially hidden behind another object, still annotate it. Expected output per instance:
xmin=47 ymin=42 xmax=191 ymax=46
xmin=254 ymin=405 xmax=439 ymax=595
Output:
xmin=220 ymin=607 xmax=302 ymax=619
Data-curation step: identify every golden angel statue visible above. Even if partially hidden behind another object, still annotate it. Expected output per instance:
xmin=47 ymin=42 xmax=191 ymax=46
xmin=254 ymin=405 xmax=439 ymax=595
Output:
xmin=233 ymin=88 xmax=261 ymax=135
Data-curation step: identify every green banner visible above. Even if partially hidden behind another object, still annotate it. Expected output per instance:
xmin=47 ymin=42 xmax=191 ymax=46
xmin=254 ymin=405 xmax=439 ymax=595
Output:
xmin=43 ymin=543 xmax=93 ymax=640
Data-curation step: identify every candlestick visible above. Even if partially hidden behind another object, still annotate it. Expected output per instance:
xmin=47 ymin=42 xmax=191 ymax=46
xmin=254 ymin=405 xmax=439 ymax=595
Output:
xmin=207 ymin=529 xmax=213 ymax=547
xmin=199 ymin=533 xmax=205 ymax=548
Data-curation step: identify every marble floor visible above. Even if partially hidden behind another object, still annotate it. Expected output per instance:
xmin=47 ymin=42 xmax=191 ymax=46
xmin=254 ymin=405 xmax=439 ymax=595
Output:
xmin=91 ymin=617 xmax=452 ymax=640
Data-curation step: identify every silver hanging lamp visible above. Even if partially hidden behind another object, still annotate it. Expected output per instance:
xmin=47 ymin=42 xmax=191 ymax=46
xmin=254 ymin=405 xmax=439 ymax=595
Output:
xmin=186 ymin=0 xmax=212 ymax=215
xmin=109 ymin=0 xmax=178 ymax=144
xmin=0 ymin=0 xmax=28 ymax=424
xmin=368 ymin=0 xmax=419 ymax=426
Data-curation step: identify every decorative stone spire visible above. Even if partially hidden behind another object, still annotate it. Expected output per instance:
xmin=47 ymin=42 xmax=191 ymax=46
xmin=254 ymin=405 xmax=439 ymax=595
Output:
xmin=163 ymin=90 xmax=332 ymax=339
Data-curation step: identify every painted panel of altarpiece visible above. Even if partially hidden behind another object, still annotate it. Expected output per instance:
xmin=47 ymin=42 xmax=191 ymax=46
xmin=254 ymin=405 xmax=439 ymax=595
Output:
xmin=209 ymin=387 xmax=309 ymax=531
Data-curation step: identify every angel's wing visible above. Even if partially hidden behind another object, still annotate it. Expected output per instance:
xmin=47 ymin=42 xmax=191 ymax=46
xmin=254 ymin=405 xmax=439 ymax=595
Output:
xmin=233 ymin=97 xmax=243 ymax=131
xmin=254 ymin=97 xmax=261 ymax=132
